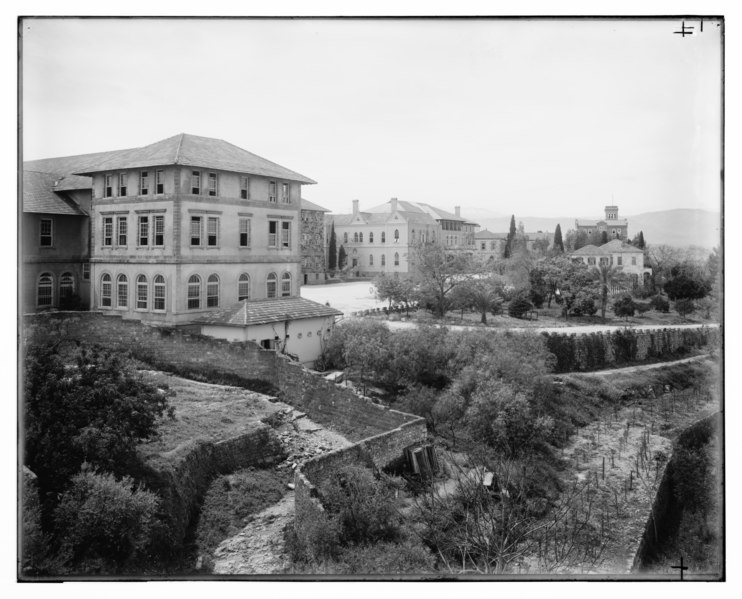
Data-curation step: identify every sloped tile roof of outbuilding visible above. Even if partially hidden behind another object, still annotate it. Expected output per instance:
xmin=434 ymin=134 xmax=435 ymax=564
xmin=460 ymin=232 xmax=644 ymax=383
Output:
xmin=197 ymin=297 xmax=343 ymax=327
xmin=72 ymin=133 xmax=316 ymax=184
xmin=475 ymin=229 xmax=508 ymax=240
xmin=23 ymin=171 xmax=88 ymax=215
xmin=301 ymin=198 xmax=330 ymax=212
xmin=571 ymin=240 xmax=643 ymax=256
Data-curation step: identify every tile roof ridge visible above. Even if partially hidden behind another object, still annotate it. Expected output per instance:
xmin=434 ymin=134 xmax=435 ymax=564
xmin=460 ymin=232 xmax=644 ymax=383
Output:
xmin=173 ymin=133 xmax=185 ymax=164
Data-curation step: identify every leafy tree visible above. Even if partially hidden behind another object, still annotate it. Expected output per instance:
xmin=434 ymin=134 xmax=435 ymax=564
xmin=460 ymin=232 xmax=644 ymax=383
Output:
xmin=338 ymin=244 xmax=348 ymax=270
xmin=374 ymin=273 xmax=416 ymax=316
xmin=572 ymin=230 xmax=589 ymax=251
xmin=650 ymin=294 xmax=670 ymax=313
xmin=456 ymin=273 xmax=506 ymax=324
xmin=52 ymin=468 xmax=162 ymax=574
xmin=411 ymin=242 xmax=471 ymax=318
xmin=503 ymin=215 xmax=517 ymax=259
xmin=553 ymin=224 xmax=564 ymax=253
xmin=646 ymin=244 xmax=686 ymax=293
xmin=599 ymin=231 xmax=609 ymax=245
xmin=612 ymin=294 xmax=636 ymax=321
xmin=328 ymin=222 xmax=337 ymax=271
xmin=531 ymin=237 xmax=550 ymax=257
xmin=594 ymin=263 xmax=627 ymax=319
xmin=674 ymin=298 xmax=696 ymax=320
xmin=555 ymin=260 xmax=599 ymax=319
xmin=24 ymin=343 xmax=174 ymax=515
xmin=664 ymin=263 xmax=711 ymax=300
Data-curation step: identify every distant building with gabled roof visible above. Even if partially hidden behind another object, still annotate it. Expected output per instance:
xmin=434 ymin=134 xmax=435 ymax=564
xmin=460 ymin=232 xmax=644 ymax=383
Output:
xmin=569 ymin=239 xmax=651 ymax=285
xmin=575 ymin=205 xmax=629 ymax=242
xmin=329 ymin=198 xmax=478 ymax=275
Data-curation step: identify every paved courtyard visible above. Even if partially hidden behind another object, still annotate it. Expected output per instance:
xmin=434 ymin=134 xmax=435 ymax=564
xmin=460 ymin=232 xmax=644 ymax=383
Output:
xmin=300 ymin=281 xmax=383 ymax=315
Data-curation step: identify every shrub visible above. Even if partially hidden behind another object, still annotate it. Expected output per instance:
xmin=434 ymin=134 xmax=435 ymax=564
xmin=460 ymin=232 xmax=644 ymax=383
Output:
xmin=634 ymin=301 xmax=652 ymax=316
xmin=335 ymin=540 xmax=435 ymax=574
xmin=674 ymin=298 xmax=696 ymax=319
xmin=650 ymin=295 xmax=670 ymax=313
xmin=612 ymin=294 xmax=636 ymax=320
xmin=571 ymin=296 xmax=597 ymax=317
xmin=53 ymin=468 xmax=162 ymax=574
xmin=508 ymin=294 xmax=533 ymax=319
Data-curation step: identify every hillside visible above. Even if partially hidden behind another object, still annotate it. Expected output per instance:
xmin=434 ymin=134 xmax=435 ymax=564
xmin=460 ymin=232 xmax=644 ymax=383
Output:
xmin=470 ymin=209 xmax=720 ymax=250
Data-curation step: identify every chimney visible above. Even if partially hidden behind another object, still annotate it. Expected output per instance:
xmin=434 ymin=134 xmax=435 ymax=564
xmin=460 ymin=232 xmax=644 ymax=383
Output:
xmin=454 ymin=206 xmax=461 ymax=218
xmin=352 ymin=199 xmax=359 ymax=215
xmin=391 ymin=197 xmax=398 ymax=212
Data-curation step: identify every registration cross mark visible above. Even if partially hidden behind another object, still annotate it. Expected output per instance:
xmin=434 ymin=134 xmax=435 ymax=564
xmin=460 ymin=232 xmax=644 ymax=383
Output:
xmin=671 ymin=555 xmax=689 ymax=581
xmin=673 ymin=21 xmax=694 ymax=37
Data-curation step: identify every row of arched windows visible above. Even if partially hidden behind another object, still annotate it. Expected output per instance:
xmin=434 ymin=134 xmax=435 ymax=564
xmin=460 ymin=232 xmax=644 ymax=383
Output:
xmin=364 ymin=253 xmax=400 ymax=267
xmin=36 ymin=272 xmax=75 ymax=307
xmin=343 ymin=230 xmax=400 ymax=244
xmin=98 ymin=271 xmax=293 ymax=312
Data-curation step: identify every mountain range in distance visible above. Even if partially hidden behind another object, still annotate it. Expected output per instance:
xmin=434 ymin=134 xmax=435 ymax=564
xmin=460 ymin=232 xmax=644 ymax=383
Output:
xmin=465 ymin=208 xmax=721 ymax=250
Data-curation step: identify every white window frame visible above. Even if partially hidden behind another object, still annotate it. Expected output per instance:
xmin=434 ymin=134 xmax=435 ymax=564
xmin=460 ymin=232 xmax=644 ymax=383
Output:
xmin=190 ymin=216 xmax=203 ymax=246
xmin=103 ymin=217 xmax=113 ymax=247
xmin=238 ymin=273 xmax=250 ymax=301
xmin=266 ymin=272 xmax=277 ymax=298
xmin=281 ymin=221 xmax=291 ymax=249
xmin=104 ymin=174 xmax=114 ymax=198
xmin=40 ymin=218 xmax=53 ymax=247
xmin=191 ymin=171 xmax=201 ymax=195
xmin=139 ymin=171 xmax=149 ymax=195
xmin=153 ymin=215 xmax=165 ymax=247
xmin=187 ymin=275 xmax=201 ymax=309
xmin=207 ymin=216 xmax=219 ymax=247
xmin=136 ymin=275 xmax=148 ymax=310
xmin=155 ymin=170 xmax=164 ymax=195
xmin=281 ymin=272 xmax=291 ymax=297
xmin=117 ymin=216 xmax=128 ymax=247
xmin=268 ymin=221 xmax=278 ymax=247
xmin=37 ymin=273 xmax=53 ymax=307
xmin=269 ymin=181 xmax=277 ymax=203
xmin=118 ymin=173 xmax=127 ymax=196
xmin=153 ymin=275 xmax=166 ymax=312
xmin=59 ymin=272 xmax=74 ymax=301
xmin=208 ymin=172 xmax=218 ymax=197
xmin=100 ymin=273 xmax=112 ymax=307
xmin=82 ymin=263 xmax=91 ymax=280
xmin=138 ymin=215 xmax=149 ymax=247
xmin=116 ymin=274 xmax=128 ymax=308
xmin=240 ymin=176 xmax=249 ymax=200
xmin=239 ymin=217 xmax=251 ymax=247
xmin=281 ymin=182 xmax=289 ymax=203
xmin=207 ymin=274 xmax=220 ymax=307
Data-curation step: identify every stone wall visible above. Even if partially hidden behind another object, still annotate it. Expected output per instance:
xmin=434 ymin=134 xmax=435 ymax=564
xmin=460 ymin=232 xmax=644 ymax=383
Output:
xmin=23 ymin=312 xmax=414 ymax=441
xmin=293 ymin=417 xmax=428 ymax=538
xmin=301 ymin=208 xmax=326 ymax=277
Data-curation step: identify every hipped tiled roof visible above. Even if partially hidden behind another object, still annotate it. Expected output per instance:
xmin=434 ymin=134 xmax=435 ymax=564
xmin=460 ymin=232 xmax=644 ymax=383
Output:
xmin=72 ymin=133 xmax=316 ymax=184
xmin=475 ymin=229 xmax=508 ymax=240
xmin=23 ymin=171 xmax=88 ymax=215
xmin=197 ymin=297 xmax=342 ymax=327
xmin=301 ymin=198 xmax=330 ymax=212
xmin=571 ymin=240 xmax=643 ymax=255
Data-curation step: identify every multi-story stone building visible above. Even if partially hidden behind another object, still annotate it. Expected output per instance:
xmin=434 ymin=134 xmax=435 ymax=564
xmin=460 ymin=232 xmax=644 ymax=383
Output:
xmin=569 ymin=239 xmax=651 ymax=287
xmin=329 ymin=198 xmax=478 ymax=276
xmin=575 ymin=205 xmax=629 ymax=242
xmin=300 ymin=198 xmax=330 ymax=285
xmin=23 ymin=133 xmax=318 ymax=327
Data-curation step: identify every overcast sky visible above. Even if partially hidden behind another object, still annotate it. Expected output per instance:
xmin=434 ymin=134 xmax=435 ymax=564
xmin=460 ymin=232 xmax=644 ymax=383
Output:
xmin=21 ymin=17 xmax=722 ymax=219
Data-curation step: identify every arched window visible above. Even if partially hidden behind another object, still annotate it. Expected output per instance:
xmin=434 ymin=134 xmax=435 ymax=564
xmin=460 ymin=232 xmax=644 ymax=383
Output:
xmin=207 ymin=274 xmax=220 ymax=307
xmin=369 ymin=232 xmax=374 ymax=243
xmin=394 ymin=229 xmax=399 ymax=242
xmin=37 ymin=273 xmax=53 ymax=307
xmin=116 ymin=274 xmax=128 ymax=308
xmin=353 ymin=232 xmax=359 ymax=243
xmin=369 ymin=254 xmax=374 ymax=266
xmin=153 ymin=275 xmax=166 ymax=311
xmin=59 ymin=272 xmax=74 ymax=300
xmin=381 ymin=254 xmax=386 ymax=266
xmin=267 ymin=272 xmax=277 ymax=298
xmin=343 ymin=232 xmax=348 ymax=244
xmin=394 ymin=252 xmax=400 ymax=266
xmin=188 ymin=275 xmax=201 ymax=309
xmin=281 ymin=272 xmax=291 ymax=297
xmin=238 ymin=273 xmax=250 ymax=301
xmin=136 ymin=274 xmax=148 ymax=310
xmin=359 ymin=232 xmax=363 ymax=243
xmin=101 ymin=274 xmax=112 ymax=307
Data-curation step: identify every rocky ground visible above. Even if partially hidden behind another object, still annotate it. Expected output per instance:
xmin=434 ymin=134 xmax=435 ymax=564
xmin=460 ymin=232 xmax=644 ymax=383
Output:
xmin=211 ymin=409 xmax=352 ymax=575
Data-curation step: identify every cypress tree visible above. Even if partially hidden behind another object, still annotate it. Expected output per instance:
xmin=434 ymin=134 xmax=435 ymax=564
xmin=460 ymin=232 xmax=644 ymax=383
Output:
xmin=553 ymin=223 xmax=564 ymax=253
xmin=503 ymin=214 xmax=516 ymax=259
xmin=338 ymin=244 xmax=347 ymax=270
xmin=600 ymin=230 xmax=609 ymax=245
xmin=328 ymin=222 xmax=337 ymax=270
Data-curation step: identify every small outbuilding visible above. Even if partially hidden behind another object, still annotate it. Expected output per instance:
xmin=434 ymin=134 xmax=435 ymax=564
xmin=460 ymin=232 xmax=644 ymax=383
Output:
xmin=197 ymin=296 xmax=343 ymax=366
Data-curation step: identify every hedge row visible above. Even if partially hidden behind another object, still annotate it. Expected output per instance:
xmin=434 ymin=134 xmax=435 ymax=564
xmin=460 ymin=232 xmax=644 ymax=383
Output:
xmin=543 ymin=327 xmax=718 ymax=373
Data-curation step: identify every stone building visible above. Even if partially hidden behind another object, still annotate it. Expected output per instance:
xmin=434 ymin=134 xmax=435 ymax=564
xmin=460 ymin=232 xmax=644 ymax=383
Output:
xmin=329 ymin=198 xmax=478 ymax=276
xmin=575 ymin=205 xmax=629 ymax=242
xmin=21 ymin=134 xmax=337 ymax=337
xmin=569 ymin=239 xmax=651 ymax=287
xmin=300 ymin=198 xmax=330 ymax=285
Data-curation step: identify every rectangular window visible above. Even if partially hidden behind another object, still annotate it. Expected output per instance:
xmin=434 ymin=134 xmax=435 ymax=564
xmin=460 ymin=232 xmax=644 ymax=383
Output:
xmin=153 ymin=215 xmax=165 ymax=246
xmin=139 ymin=171 xmax=149 ymax=195
xmin=138 ymin=216 xmax=149 ymax=246
xmin=207 ymin=217 xmax=218 ymax=246
xmin=82 ymin=263 xmax=90 ymax=280
xmin=239 ymin=217 xmax=251 ymax=247
xmin=268 ymin=221 xmax=278 ymax=247
xmin=281 ymin=221 xmax=291 ymax=248
xmin=240 ymin=176 xmax=249 ymax=199
xmin=155 ymin=170 xmax=164 ymax=194
xmin=269 ymin=181 xmax=277 ymax=203
xmin=117 ymin=216 xmax=127 ymax=246
xmin=40 ymin=218 xmax=53 ymax=247
xmin=137 ymin=281 xmax=148 ymax=310
xmin=190 ymin=216 xmax=202 ymax=246
xmin=118 ymin=173 xmax=127 ymax=196
xmin=588 ymin=257 xmax=596 ymax=265
xmin=104 ymin=174 xmax=113 ymax=198
xmin=281 ymin=182 xmax=289 ymax=203
xmin=632 ymin=256 xmax=637 ymax=266
xmin=208 ymin=173 xmax=217 ymax=196
xmin=103 ymin=217 xmax=113 ymax=246
xmin=617 ymin=256 xmax=623 ymax=266
xmin=191 ymin=171 xmax=201 ymax=195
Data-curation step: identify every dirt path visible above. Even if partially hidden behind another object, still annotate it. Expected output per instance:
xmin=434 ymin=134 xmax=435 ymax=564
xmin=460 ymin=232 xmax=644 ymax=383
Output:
xmin=211 ymin=411 xmax=352 ymax=575
xmin=574 ymin=354 xmax=711 ymax=377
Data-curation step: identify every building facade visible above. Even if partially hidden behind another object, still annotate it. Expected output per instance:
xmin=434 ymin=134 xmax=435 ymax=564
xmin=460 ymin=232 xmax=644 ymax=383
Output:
xmin=329 ymin=198 xmax=478 ymax=276
xmin=569 ymin=239 xmax=651 ymax=286
xmin=23 ymin=134 xmax=320 ymax=327
xmin=575 ymin=205 xmax=629 ymax=242
xmin=300 ymin=198 xmax=330 ymax=285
